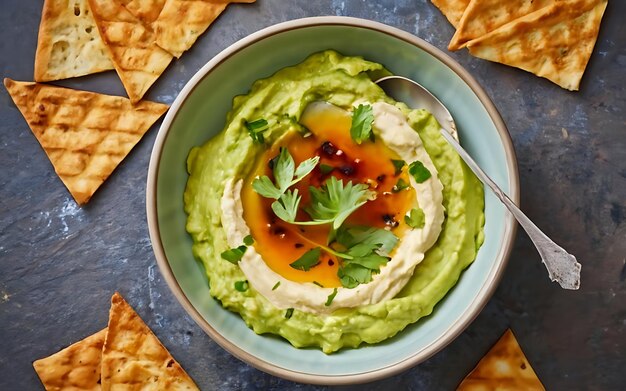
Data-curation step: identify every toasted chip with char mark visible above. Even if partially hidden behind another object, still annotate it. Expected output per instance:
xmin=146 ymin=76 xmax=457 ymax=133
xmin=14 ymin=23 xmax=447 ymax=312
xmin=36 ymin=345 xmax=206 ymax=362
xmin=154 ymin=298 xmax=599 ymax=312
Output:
xmin=448 ymin=0 xmax=556 ymax=51
xmin=153 ymin=0 xmax=256 ymax=58
xmin=87 ymin=0 xmax=173 ymax=103
xmin=457 ymin=329 xmax=545 ymax=390
xmin=33 ymin=328 xmax=107 ymax=391
xmin=3 ymin=78 xmax=168 ymax=204
xmin=430 ymin=0 xmax=471 ymax=28
xmin=100 ymin=292 xmax=200 ymax=391
xmin=465 ymin=0 xmax=607 ymax=91
xmin=35 ymin=0 xmax=114 ymax=82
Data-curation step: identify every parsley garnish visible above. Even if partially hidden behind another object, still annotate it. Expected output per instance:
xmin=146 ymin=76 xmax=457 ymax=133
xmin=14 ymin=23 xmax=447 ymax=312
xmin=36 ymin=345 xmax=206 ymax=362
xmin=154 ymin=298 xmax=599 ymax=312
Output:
xmin=325 ymin=288 xmax=338 ymax=306
xmin=245 ymin=118 xmax=269 ymax=144
xmin=285 ymin=308 xmax=294 ymax=319
xmin=391 ymin=159 xmax=405 ymax=175
xmin=305 ymin=177 xmax=376 ymax=229
xmin=391 ymin=178 xmax=409 ymax=193
xmin=252 ymin=147 xmax=319 ymax=199
xmin=272 ymin=281 xmax=280 ymax=290
xmin=220 ymin=245 xmax=247 ymax=264
xmin=405 ymin=207 xmax=426 ymax=229
xmin=289 ymin=248 xmax=321 ymax=271
xmin=334 ymin=226 xmax=399 ymax=288
xmin=350 ymin=104 xmax=374 ymax=144
xmin=234 ymin=280 xmax=248 ymax=292
xmin=408 ymin=160 xmax=431 ymax=183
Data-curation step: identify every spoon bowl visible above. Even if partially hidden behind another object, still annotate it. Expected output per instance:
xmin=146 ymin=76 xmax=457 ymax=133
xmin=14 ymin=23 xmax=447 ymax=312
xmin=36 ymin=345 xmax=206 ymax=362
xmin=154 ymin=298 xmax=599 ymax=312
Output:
xmin=377 ymin=76 xmax=581 ymax=290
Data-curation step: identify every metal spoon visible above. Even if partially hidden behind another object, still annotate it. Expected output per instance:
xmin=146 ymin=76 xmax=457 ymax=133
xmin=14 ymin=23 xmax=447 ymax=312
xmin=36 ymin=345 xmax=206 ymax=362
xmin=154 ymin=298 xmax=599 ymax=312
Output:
xmin=376 ymin=75 xmax=581 ymax=290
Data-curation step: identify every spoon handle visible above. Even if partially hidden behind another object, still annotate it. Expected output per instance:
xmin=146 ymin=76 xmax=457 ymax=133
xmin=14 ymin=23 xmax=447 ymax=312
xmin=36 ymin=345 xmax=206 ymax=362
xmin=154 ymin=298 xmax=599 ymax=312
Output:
xmin=439 ymin=129 xmax=581 ymax=290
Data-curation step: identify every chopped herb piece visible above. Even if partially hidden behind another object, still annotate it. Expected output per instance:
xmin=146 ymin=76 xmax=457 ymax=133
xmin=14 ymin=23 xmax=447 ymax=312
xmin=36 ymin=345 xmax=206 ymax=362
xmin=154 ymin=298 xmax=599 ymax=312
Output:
xmin=408 ymin=160 xmax=431 ymax=183
xmin=405 ymin=207 xmax=426 ymax=229
xmin=220 ymin=245 xmax=247 ymax=264
xmin=319 ymin=163 xmax=334 ymax=174
xmin=313 ymin=281 xmax=324 ymax=287
xmin=325 ymin=288 xmax=338 ymax=306
xmin=289 ymin=247 xmax=321 ymax=271
xmin=392 ymin=178 xmax=409 ymax=193
xmin=350 ymin=104 xmax=374 ymax=144
xmin=234 ymin=280 xmax=249 ymax=292
xmin=245 ymin=118 xmax=269 ymax=144
xmin=285 ymin=308 xmax=294 ymax=319
xmin=391 ymin=159 xmax=406 ymax=175
xmin=243 ymin=234 xmax=254 ymax=246
xmin=272 ymin=281 xmax=281 ymax=290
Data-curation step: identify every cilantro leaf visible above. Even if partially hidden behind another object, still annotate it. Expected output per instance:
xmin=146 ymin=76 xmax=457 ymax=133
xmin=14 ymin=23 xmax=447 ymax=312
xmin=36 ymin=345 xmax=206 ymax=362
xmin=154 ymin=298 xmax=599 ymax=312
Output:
xmin=234 ymin=280 xmax=249 ymax=292
xmin=245 ymin=119 xmax=269 ymax=144
xmin=243 ymin=234 xmax=254 ymax=246
xmin=271 ymin=189 xmax=301 ymax=223
xmin=289 ymin=247 xmax=321 ymax=271
xmin=408 ymin=160 xmax=431 ymax=183
xmin=350 ymin=104 xmax=374 ymax=144
xmin=392 ymin=178 xmax=409 ymax=193
xmin=405 ymin=207 xmax=426 ymax=228
xmin=325 ymin=288 xmax=338 ymax=306
xmin=391 ymin=159 xmax=406 ymax=175
xmin=220 ymin=245 xmax=247 ymax=264
xmin=306 ymin=177 xmax=376 ymax=229
xmin=252 ymin=176 xmax=282 ymax=199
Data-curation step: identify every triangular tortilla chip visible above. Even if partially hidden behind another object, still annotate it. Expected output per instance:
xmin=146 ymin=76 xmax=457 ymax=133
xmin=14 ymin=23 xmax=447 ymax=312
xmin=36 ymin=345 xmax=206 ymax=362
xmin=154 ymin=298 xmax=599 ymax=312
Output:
xmin=457 ymin=329 xmax=545 ymax=390
xmin=153 ymin=0 xmax=256 ymax=58
xmin=101 ymin=293 xmax=200 ymax=391
xmin=34 ymin=0 xmax=114 ymax=82
xmin=118 ymin=0 xmax=167 ymax=25
xmin=465 ymin=0 xmax=608 ymax=91
xmin=87 ymin=0 xmax=173 ymax=103
xmin=33 ymin=328 xmax=107 ymax=391
xmin=4 ymin=78 xmax=168 ymax=204
xmin=448 ymin=0 xmax=556 ymax=50
xmin=430 ymin=0 xmax=471 ymax=28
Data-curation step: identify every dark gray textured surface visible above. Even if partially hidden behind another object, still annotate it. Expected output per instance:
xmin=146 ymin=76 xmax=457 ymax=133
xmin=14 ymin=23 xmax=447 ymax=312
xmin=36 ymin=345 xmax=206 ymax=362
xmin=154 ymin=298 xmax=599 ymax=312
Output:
xmin=1 ymin=1 xmax=624 ymax=389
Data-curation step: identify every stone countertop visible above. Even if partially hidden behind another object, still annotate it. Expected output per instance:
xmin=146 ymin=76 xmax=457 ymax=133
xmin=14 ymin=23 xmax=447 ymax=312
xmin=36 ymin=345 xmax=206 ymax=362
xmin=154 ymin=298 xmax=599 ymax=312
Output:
xmin=1 ymin=1 xmax=624 ymax=389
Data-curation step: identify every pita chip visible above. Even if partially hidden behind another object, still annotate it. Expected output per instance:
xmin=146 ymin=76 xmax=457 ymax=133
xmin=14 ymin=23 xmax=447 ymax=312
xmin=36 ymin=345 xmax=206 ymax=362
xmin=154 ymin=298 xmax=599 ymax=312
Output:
xmin=465 ymin=0 xmax=608 ymax=91
xmin=101 ymin=293 xmax=199 ymax=391
xmin=448 ymin=0 xmax=556 ymax=50
xmin=87 ymin=0 xmax=173 ymax=103
xmin=430 ymin=0 xmax=471 ymax=28
xmin=34 ymin=0 xmax=114 ymax=82
xmin=457 ymin=329 xmax=545 ymax=391
xmin=33 ymin=328 xmax=107 ymax=391
xmin=153 ymin=0 xmax=256 ymax=58
xmin=118 ymin=0 xmax=167 ymax=25
xmin=4 ymin=79 xmax=168 ymax=204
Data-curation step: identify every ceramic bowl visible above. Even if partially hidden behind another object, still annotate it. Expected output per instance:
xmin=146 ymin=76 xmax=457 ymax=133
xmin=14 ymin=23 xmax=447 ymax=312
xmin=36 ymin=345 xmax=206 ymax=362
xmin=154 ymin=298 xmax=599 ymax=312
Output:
xmin=147 ymin=16 xmax=519 ymax=385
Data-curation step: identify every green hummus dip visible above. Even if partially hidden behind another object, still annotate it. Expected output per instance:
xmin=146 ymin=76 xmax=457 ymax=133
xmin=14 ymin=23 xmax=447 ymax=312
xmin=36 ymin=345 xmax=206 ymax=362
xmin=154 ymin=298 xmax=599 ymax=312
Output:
xmin=184 ymin=50 xmax=484 ymax=353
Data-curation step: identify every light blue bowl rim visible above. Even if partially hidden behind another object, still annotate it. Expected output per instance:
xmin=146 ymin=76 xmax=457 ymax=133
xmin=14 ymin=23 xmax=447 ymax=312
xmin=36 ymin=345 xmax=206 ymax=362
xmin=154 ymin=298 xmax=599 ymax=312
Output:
xmin=146 ymin=16 xmax=519 ymax=385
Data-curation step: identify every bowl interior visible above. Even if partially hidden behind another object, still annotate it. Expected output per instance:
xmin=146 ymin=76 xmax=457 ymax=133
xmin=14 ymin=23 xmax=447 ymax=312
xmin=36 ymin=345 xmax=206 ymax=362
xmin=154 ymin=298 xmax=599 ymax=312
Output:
xmin=150 ymin=19 xmax=516 ymax=382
